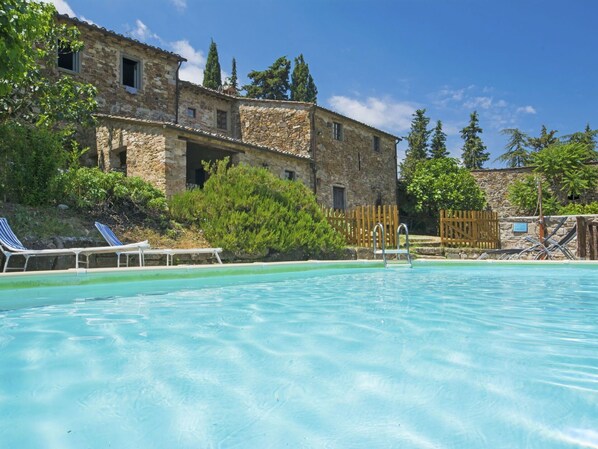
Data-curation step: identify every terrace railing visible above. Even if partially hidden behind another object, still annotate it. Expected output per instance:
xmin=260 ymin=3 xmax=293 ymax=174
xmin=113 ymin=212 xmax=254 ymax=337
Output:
xmin=322 ymin=205 xmax=399 ymax=248
xmin=440 ymin=209 xmax=500 ymax=249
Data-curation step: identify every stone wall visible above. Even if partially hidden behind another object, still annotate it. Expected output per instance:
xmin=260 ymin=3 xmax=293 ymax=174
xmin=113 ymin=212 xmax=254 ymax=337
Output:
xmin=237 ymin=101 xmax=312 ymax=158
xmin=56 ymin=17 xmax=180 ymax=122
xmin=96 ymin=119 xmax=167 ymax=192
xmin=236 ymin=150 xmax=313 ymax=189
xmin=314 ymin=109 xmax=398 ymax=209
xmin=178 ymin=82 xmax=235 ymax=137
xmin=471 ymin=167 xmax=532 ymax=217
xmin=497 ymin=214 xmax=595 ymax=259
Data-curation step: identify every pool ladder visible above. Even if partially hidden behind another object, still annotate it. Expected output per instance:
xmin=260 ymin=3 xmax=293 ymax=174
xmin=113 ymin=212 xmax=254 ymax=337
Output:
xmin=373 ymin=223 xmax=412 ymax=268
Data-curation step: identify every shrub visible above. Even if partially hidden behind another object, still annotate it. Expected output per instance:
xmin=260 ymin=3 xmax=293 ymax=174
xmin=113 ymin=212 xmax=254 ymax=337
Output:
xmin=558 ymin=202 xmax=598 ymax=215
xmin=508 ymin=175 xmax=560 ymax=215
xmin=0 ymin=122 xmax=66 ymax=205
xmin=169 ymin=188 xmax=203 ymax=224
xmin=194 ymin=159 xmax=344 ymax=259
xmin=54 ymin=167 xmax=168 ymax=225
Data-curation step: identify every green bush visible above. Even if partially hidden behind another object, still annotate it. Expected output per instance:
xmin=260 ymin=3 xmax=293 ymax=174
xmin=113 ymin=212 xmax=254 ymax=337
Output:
xmin=169 ymin=188 xmax=203 ymax=223
xmin=0 ymin=122 xmax=66 ymax=205
xmin=557 ymin=202 xmax=598 ymax=215
xmin=192 ymin=160 xmax=344 ymax=259
xmin=508 ymin=175 xmax=560 ymax=215
xmin=54 ymin=167 xmax=168 ymax=225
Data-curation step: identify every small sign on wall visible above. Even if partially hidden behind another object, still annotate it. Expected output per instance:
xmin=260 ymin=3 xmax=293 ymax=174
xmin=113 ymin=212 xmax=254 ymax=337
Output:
xmin=513 ymin=222 xmax=528 ymax=233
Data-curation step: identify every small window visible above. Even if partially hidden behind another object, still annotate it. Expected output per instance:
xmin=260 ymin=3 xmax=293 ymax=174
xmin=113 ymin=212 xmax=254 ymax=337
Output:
xmin=57 ymin=44 xmax=79 ymax=73
xmin=284 ymin=170 xmax=296 ymax=181
xmin=216 ymin=110 xmax=228 ymax=130
xmin=122 ymin=56 xmax=141 ymax=89
xmin=187 ymin=107 xmax=196 ymax=118
xmin=333 ymin=122 xmax=343 ymax=141
xmin=333 ymin=186 xmax=346 ymax=211
xmin=118 ymin=149 xmax=127 ymax=169
xmin=373 ymin=135 xmax=381 ymax=152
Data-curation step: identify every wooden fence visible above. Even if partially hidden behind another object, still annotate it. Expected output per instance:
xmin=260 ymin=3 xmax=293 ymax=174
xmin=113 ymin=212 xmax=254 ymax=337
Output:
xmin=440 ymin=209 xmax=500 ymax=249
xmin=323 ymin=205 xmax=399 ymax=248
xmin=576 ymin=216 xmax=598 ymax=260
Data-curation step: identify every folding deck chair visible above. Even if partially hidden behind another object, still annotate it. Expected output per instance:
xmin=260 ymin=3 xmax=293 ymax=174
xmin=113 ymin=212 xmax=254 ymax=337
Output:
xmin=95 ymin=222 xmax=222 ymax=266
xmin=0 ymin=218 xmax=149 ymax=272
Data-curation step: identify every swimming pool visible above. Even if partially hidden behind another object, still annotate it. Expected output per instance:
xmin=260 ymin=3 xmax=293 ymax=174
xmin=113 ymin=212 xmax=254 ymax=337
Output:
xmin=1 ymin=262 xmax=597 ymax=449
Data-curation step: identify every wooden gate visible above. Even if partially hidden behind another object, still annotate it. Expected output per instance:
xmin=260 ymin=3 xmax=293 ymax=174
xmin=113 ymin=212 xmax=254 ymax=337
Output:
xmin=440 ymin=209 xmax=500 ymax=249
xmin=323 ymin=205 xmax=399 ymax=248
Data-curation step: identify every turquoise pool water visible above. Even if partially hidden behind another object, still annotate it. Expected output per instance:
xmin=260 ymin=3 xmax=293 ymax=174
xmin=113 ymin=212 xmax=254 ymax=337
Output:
xmin=1 ymin=263 xmax=597 ymax=449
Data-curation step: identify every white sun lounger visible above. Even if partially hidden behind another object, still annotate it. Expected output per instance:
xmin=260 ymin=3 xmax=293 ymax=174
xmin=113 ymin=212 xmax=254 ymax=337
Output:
xmin=0 ymin=218 xmax=149 ymax=272
xmin=95 ymin=222 xmax=223 ymax=266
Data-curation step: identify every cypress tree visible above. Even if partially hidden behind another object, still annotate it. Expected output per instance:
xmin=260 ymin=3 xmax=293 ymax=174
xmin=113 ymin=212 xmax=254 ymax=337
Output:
xmin=203 ymin=39 xmax=222 ymax=90
xmin=229 ymin=58 xmax=238 ymax=91
xmin=400 ymin=109 xmax=431 ymax=180
xmin=460 ymin=111 xmax=489 ymax=169
xmin=290 ymin=54 xmax=318 ymax=103
xmin=430 ymin=120 xmax=448 ymax=158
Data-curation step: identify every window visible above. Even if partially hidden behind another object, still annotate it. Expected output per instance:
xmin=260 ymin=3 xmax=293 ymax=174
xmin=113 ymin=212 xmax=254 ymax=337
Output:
xmin=121 ymin=56 xmax=141 ymax=89
xmin=118 ymin=149 xmax=127 ymax=170
xmin=57 ymin=44 xmax=79 ymax=73
xmin=333 ymin=122 xmax=343 ymax=141
xmin=284 ymin=170 xmax=296 ymax=181
xmin=333 ymin=186 xmax=346 ymax=211
xmin=187 ymin=107 xmax=196 ymax=118
xmin=373 ymin=135 xmax=381 ymax=152
xmin=216 ymin=110 xmax=228 ymax=130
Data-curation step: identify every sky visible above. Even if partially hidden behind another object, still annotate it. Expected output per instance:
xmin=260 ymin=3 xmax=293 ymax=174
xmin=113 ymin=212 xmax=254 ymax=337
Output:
xmin=44 ymin=0 xmax=597 ymax=167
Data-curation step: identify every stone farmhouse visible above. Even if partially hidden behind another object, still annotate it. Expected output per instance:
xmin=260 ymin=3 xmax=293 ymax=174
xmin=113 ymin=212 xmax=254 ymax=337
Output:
xmin=54 ymin=15 xmax=399 ymax=210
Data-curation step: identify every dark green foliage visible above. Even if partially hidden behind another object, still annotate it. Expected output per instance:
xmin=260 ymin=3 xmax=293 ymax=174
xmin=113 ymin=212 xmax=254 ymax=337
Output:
xmin=0 ymin=0 xmax=97 ymax=128
xmin=227 ymin=57 xmax=238 ymax=91
xmin=497 ymin=128 xmax=530 ymax=168
xmin=290 ymin=54 xmax=317 ymax=103
xmin=203 ymin=39 xmax=222 ymax=90
xmin=54 ymin=167 xmax=169 ymax=225
xmin=460 ymin=111 xmax=489 ymax=169
xmin=400 ymin=109 xmax=431 ymax=181
xmin=429 ymin=120 xmax=448 ymax=159
xmin=527 ymin=125 xmax=558 ymax=152
xmin=0 ymin=123 xmax=66 ymax=205
xmin=186 ymin=159 xmax=344 ymax=258
xmin=244 ymin=56 xmax=291 ymax=100
xmin=566 ymin=124 xmax=597 ymax=152
xmin=406 ymin=157 xmax=486 ymax=214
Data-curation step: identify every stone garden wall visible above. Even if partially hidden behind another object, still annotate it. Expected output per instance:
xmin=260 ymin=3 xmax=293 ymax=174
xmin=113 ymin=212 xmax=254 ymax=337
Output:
xmin=471 ymin=167 xmax=532 ymax=217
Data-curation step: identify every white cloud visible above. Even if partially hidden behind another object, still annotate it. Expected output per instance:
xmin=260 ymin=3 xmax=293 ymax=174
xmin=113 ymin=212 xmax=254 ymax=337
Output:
xmin=327 ymin=96 xmax=416 ymax=133
xmin=170 ymin=0 xmax=187 ymax=11
xmin=40 ymin=0 xmax=75 ymax=16
xmin=129 ymin=19 xmax=160 ymax=42
xmin=517 ymin=105 xmax=537 ymax=114
xmin=463 ymin=96 xmax=493 ymax=110
xmin=170 ymin=39 xmax=206 ymax=84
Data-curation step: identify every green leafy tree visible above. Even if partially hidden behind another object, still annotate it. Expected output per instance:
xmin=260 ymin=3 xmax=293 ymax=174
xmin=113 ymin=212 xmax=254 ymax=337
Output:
xmin=244 ymin=56 xmax=291 ymax=100
xmin=460 ymin=111 xmax=489 ymax=169
xmin=430 ymin=120 xmax=448 ymax=159
xmin=290 ymin=54 xmax=318 ymax=103
xmin=527 ymin=125 xmax=558 ymax=152
xmin=0 ymin=0 xmax=97 ymax=128
xmin=203 ymin=39 xmax=222 ymax=90
xmin=400 ymin=109 xmax=431 ymax=181
xmin=508 ymin=140 xmax=598 ymax=214
xmin=406 ymin=157 xmax=486 ymax=214
xmin=496 ymin=128 xmax=530 ymax=167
